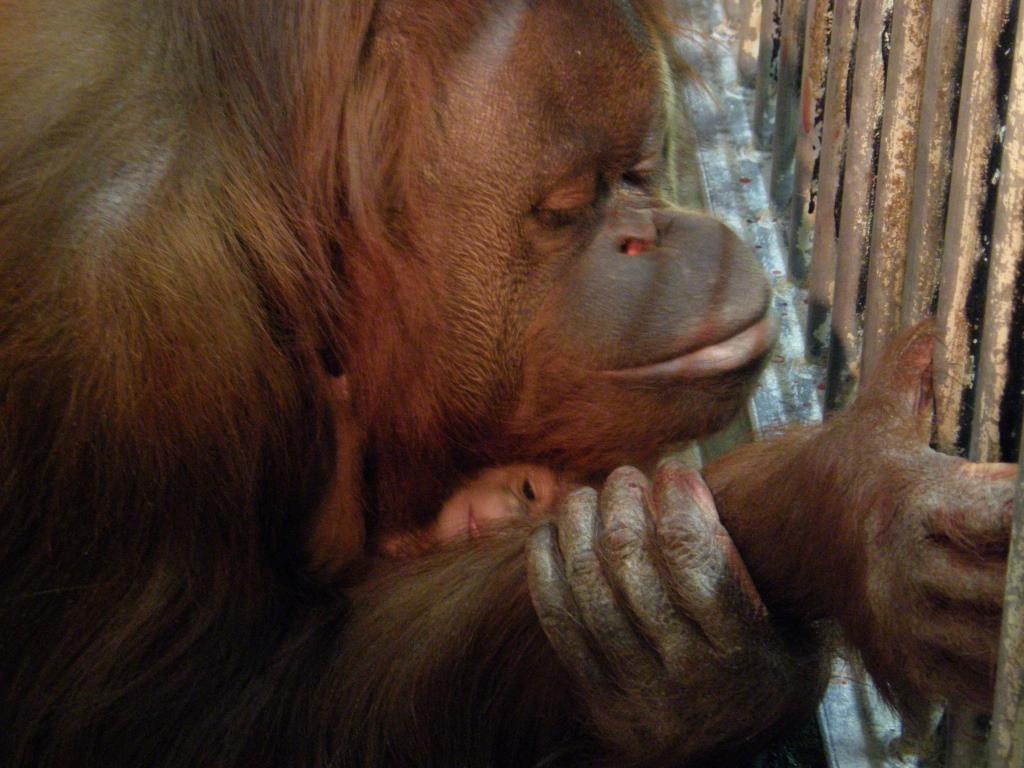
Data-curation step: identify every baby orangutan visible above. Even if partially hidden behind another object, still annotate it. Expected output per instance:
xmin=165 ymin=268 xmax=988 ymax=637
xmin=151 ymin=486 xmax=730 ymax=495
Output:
xmin=317 ymin=374 xmax=573 ymax=561
xmin=381 ymin=464 xmax=573 ymax=558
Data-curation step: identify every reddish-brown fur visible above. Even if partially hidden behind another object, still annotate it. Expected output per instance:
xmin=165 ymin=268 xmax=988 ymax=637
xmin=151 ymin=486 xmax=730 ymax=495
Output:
xmin=0 ymin=2 xmax=1014 ymax=767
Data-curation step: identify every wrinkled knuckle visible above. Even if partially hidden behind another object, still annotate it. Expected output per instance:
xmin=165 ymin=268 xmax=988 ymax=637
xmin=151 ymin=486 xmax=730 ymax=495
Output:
xmin=599 ymin=520 xmax=644 ymax=561
xmin=560 ymin=485 xmax=599 ymax=517
xmin=565 ymin=549 xmax=604 ymax=585
xmin=656 ymin=513 xmax=708 ymax=552
xmin=605 ymin=465 xmax=647 ymax=490
xmin=671 ymin=566 xmax=724 ymax=610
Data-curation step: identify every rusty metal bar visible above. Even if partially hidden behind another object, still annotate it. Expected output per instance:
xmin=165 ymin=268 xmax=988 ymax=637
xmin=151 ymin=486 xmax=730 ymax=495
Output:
xmin=986 ymin=3 xmax=1024 ymax=763
xmin=859 ymin=0 xmax=931 ymax=380
xmin=969 ymin=0 xmax=1024 ymax=466
xmin=753 ymin=0 xmax=781 ymax=146
xmin=768 ymin=0 xmax=807 ymax=211
xmin=787 ymin=0 xmax=830 ymax=284
xmin=899 ymin=0 xmax=970 ymax=331
xmin=933 ymin=0 xmax=1016 ymax=456
xmin=824 ymin=0 xmax=894 ymax=411
xmin=805 ymin=0 xmax=858 ymax=362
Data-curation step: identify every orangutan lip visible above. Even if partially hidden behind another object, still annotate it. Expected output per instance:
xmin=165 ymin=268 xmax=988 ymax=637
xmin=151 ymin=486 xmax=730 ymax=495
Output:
xmin=602 ymin=314 xmax=778 ymax=382
xmin=467 ymin=505 xmax=481 ymax=539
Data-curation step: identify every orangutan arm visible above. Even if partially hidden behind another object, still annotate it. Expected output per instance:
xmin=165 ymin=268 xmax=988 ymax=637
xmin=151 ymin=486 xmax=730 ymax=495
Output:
xmin=704 ymin=324 xmax=1014 ymax=709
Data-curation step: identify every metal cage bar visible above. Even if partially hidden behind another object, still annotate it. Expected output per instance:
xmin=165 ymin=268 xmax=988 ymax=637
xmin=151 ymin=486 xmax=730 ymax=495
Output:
xmin=859 ymin=0 xmax=930 ymax=380
xmin=899 ymin=0 xmax=969 ymax=331
xmin=805 ymin=0 xmax=858 ymax=362
xmin=788 ymin=0 xmax=831 ymax=284
xmin=768 ymin=0 xmax=807 ymax=211
xmin=753 ymin=0 xmax=782 ymax=144
xmin=933 ymin=0 xmax=1017 ymax=456
xmin=825 ymin=0 xmax=893 ymax=410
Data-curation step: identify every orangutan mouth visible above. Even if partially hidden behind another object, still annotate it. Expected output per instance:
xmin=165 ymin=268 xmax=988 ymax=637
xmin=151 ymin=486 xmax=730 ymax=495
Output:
xmin=602 ymin=313 xmax=779 ymax=382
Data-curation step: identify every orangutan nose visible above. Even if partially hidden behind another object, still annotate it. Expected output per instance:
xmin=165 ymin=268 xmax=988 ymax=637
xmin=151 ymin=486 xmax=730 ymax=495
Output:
xmin=615 ymin=208 xmax=658 ymax=256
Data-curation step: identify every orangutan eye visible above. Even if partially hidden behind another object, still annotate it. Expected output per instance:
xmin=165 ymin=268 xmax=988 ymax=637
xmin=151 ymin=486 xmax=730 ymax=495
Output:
xmin=622 ymin=168 xmax=654 ymax=189
xmin=533 ymin=170 xmax=600 ymax=227
xmin=622 ymin=156 xmax=662 ymax=191
xmin=543 ymin=173 xmax=597 ymax=209
xmin=521 ymin=479 xmax=536 ymax=502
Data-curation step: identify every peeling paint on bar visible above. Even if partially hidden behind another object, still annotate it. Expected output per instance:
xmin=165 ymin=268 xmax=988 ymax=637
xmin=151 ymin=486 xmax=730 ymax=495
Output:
xmin=860 ymin=0 xmax=930 ymax=380
xmin=806 ymin=0 xmax=859 ymax=362
xmin=788 ymin=0 xmax=831 ymax=284
xmin=933 ymin=0 xmax=1014 ymax=456
xmin=825 ymin=0 xmax=894 ymax=411
xmin=900 ymin=0 xmax=969 ymax=331
xmin=970 ymin=0 xmax=1024 ymax=465
xmin=769 ymin=0 xmax=807 ymax=212
xmin=753 ymin=0 xmax=781 ymax=146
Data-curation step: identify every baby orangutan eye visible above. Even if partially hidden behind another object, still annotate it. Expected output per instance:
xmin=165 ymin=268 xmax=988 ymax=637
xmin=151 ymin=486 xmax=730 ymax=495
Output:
xmin=522 ymin=479 xmax=536 ymax=502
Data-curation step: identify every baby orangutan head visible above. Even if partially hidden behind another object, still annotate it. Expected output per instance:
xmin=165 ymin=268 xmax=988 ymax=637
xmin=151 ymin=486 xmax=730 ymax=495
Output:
xmin=381 ymin=464 xmax=572 ymax=558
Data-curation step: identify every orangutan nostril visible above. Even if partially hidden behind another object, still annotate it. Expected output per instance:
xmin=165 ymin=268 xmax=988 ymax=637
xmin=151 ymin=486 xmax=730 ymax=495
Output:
xmin=620 ymin=237 xmax=655 ymax=257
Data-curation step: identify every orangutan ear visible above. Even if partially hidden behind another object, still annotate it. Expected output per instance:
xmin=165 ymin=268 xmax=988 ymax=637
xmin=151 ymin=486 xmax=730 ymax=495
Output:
xmin=310 ymin=374 xmax=367 ymax=573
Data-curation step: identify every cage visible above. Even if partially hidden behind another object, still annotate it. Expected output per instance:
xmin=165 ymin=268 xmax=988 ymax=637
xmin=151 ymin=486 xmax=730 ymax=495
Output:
xmin=676 ymin=0 xmax=1024 ymax=765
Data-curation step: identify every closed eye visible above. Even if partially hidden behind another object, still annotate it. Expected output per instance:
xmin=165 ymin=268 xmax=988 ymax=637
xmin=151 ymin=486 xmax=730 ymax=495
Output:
xmin=533 ymin=170 xmax=600 ymax=226
xmin=622 ymin=155 xmax=663 ymax=190
xmin=622 ymin=169 xmax=654 ymax=188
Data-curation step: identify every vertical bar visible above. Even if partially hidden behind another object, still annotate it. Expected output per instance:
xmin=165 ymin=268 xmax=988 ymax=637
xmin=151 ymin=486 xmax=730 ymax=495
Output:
xmin=738 ymin=0 xmax=764 ymax=83
xmin=933 ymin=0 xmax=1016 ymax=455
xmin=805 ymin=0 xmax=859 ymax=362
xmin=769 ymin=0 xmax=807 ymax=212
xmin=788 ymin=0 xmax=831 ymax=283
xmin=860 ymin=0 xmax=932 ymax=379
xmin=969 ymin=0 xmax=1024 ymax=465
xmin=984 ymin=7 xmax=1024 ymax=761
xmin=900 ymin=0 xmax=970 ymax=330
xmin=825 ymin=0 xmax=894 ymax=411
xmin=753 ymin=0 xmax=781 ymax=147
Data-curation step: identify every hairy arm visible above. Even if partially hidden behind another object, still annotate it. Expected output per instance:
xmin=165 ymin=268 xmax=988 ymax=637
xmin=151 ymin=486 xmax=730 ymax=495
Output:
xmin=703 ymin=325 xmax=1014 ymax=709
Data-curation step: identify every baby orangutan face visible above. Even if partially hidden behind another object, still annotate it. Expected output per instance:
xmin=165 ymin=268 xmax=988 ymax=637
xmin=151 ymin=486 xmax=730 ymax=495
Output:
xmin=381 ymin=464 xmax=570 ymax=558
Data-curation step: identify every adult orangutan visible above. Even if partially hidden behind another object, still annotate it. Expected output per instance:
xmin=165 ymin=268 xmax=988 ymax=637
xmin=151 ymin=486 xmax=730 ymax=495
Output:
xmin=0 ymin=1 xmax=1015 ymax=767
